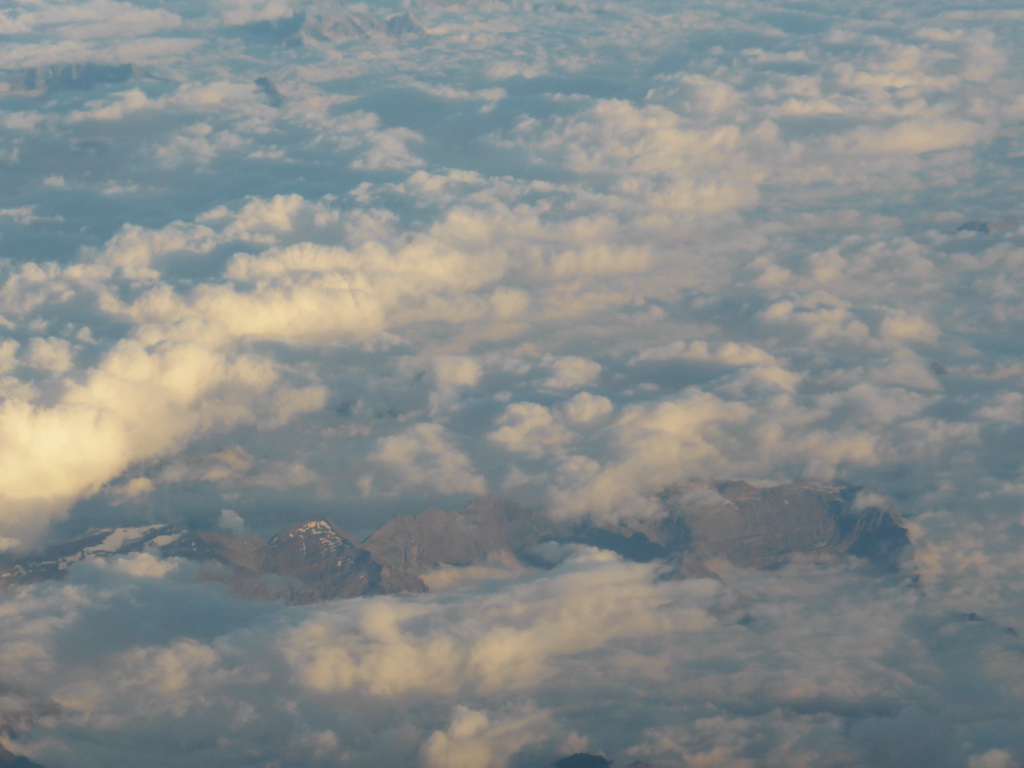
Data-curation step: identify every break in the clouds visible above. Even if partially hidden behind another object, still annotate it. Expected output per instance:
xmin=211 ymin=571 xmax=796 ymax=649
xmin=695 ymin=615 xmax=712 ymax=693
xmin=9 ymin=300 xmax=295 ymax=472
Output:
xmin=2 ymin=0 xmax=1024 ymax=765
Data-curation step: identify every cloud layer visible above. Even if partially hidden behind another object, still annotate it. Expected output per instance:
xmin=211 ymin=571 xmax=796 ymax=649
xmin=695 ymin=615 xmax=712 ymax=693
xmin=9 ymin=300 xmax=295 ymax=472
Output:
xmin=2 ymin=0 xmax=1024 ymax=765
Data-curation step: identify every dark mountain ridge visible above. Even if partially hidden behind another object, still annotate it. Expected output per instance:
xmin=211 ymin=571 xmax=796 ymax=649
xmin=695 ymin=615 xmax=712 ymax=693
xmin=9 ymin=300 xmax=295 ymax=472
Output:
xmin=0 ymin=481 xmax=909 ymax=603
xmin=5 ymin=63 xmax=147 ymax=93
xmin=0 ymin=743 xmax=45 ymax=768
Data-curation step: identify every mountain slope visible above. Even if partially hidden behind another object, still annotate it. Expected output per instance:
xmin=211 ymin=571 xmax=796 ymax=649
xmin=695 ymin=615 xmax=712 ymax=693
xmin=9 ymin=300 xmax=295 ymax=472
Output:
xmin=0 ymin=481 xmax=910 ymax=602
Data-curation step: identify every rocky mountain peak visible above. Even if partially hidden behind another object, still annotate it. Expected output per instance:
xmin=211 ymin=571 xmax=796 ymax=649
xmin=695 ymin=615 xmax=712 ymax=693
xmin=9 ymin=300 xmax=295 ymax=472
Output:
xmin=6 ymin=62 xmax=147 ymax=93
xmin=2 ymin=482 xmax=909 ymax=604
xmin=264 ymin=518 xmax=359 ymax=572
xmin=0 ymin=743 xmax=45 ymax=768
xmin=269 ymin=518 xmax=353 ymax=545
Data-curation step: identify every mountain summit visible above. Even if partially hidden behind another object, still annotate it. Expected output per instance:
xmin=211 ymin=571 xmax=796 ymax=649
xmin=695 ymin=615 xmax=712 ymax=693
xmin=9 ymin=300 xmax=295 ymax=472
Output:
xmin=0 ymin=482 xmax=909 ymax=603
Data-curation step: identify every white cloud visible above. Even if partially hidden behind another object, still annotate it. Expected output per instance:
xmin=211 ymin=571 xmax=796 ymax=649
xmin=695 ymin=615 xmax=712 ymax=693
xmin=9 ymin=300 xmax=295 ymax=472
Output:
xmin=634 ymin=340 xmax=777 ymax=367
xmin=429 ymin=356 xmax=483 ymax=416
xmin=0 ymin=339 xmax=20 ymax=373
xmin=24 ymin=337 xmax=74 ymax=372
xmin=488 ymin=402 xmax=572 ymax=458
xmin=217 ymin=508 xmax=246 ymax=536
xmin=563 ymin=392 xmax=613 ymax=424
xmin=283 ymin=552 xmax=717 ymax=698
xmin=548 ymin=391 xmax=753 ymax=523
xmin=970 ymin=750 xmax=1021 ymax=768
xmin=0 ymin=340 xmax=297 ymax=547
xmin=419 ymin=705 xmax=556 ymax=768
xmin=368 ymin=423 xmax=486 ymax=497
xmin=2 ymin=0 xmax=1024 ymax=763
xmin=879 ymin=311 xmax=941 ymax=343
xmin=836 ymin=120 xmax=991 ymax=155
xmin=68 ymin=87 xmax=152 ymax=122
xmin=542 ymin=355 xmax=601 ymax=389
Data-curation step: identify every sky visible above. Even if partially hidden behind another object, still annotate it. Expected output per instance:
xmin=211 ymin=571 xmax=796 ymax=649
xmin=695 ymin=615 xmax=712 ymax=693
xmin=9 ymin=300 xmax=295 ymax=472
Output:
xmin=1 ymin=0 xmax=1024 ymax=766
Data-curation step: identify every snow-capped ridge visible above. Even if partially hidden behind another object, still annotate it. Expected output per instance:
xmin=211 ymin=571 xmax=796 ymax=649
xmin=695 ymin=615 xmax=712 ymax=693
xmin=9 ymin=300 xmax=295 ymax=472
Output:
xmin=1 ymin=482 xmax=910 ymax=602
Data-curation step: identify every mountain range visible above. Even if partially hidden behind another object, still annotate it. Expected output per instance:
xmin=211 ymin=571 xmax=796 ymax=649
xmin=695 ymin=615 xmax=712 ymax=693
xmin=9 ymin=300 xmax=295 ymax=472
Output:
xmin=0 ymin=744 xmax=44 ymax=768
xmin=233 ymin=9 xmax=427 ymax=47
xmin=0 ymin=481 xmax=910 ymax=603
xmin=3 ymin=63 xmax=147 ymax=94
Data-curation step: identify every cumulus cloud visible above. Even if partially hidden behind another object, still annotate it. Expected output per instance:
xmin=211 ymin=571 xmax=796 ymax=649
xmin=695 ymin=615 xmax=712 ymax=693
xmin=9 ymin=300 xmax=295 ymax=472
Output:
xmin=0 ymin=340 xmax=303 ymax=547
xmin=419 ymin=704 xmax=556 ymax=768
xmin=2 ymin=541 xmax=1021 ymax=768
xmin=548 ymin=391 xmax=754 ymax=522
xmin=562 ymin=392 xmax=613 ymax=424
xmin=283 ymin=551 xmax=716 ymax=698
xmin=838 ymin=119 xmax=991 ymax=155
xmin=489 ymin=402 xmax=573 ymax=459
xmin=542 ymin=355 xmax=601 ymax=390
xmin=366 ymin=423 xmax=486 ymax=497
xmin=428 ymin=356 xmax=483 ymax=416
xmin=2 ymin=0 xmax=1024 ymax=764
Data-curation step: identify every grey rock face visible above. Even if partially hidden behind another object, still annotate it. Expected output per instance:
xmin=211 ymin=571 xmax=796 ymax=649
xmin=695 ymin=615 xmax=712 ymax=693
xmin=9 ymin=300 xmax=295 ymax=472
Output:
xmin=552 ymin=755 xmax=612 ymax=768
xmin=255 ymin=76 xmax=284 ymax=106
xmin=0 ymin=744 xmax=46 ymax=768
xmin=309 ymin=11 xmax=425 ymax=43
xmin=363 ymin=497 xmax=553 ymax=584
xmin=10 ymin=63 xmax=146 ymax=92
xmin=261 ymin=10 xmax=428 ymax=47
xmin=357 ymin=482 xmax=909 ymax=582
xmin=0 ymin=523 xmax=194 ymax=587
xmin=260 ymin=520 xmax=384 ymax=603
xmin=656 ymin=481 xmax=909 ymax=570
xmin=203 ymin=519 xmax=428 ymax=602
xmin=384 ymin=12 xmax=427 ymax=40
xmin=957 ymin=220 xmax=1017 ymax=234
xmin=0 ymin=518 xmax=428 ymax=603
xmin=1 ymin=481 xmax=909 ymax=602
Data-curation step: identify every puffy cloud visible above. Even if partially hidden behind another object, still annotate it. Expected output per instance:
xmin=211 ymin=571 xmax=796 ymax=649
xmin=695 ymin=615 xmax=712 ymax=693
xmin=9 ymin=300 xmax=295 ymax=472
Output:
xmin=970 ymin=750 xmax=1021 ymax=768
xmin=67 ymin=87 xmax=152 ymax=123
xmin=976 ymin=392 xmax=1024 ymax=424
xmin=633 ymin=340 xmax=778 ymax=367
xmin=2 ymin=0 xmax=1024 ymax=764
xmin=562 ymin=392 xmax=613 ymax=424
xmin=488 ymin=402 xmax=573 ymax=458
xmin=217 ymin=508 xmax=247 ymax=536
xmin=282 ymin=551 xmax=716 ymax=698
xmin=3 ymin=534 xmax=1021 ymax=768
xmin=218 ymin=0 xmax=297 ymax=26
xmin=879 ymin=311 xmax=941 ymax=343
xmin=429 ymin=356 xmax=483 ymax=416
xmin=542 ymin=355 xmax=601 ymax=390
xmin=367 ymin=423 xmax=487 ymax=497
xmin=839 ymin=119 xmax=990 ymax=155
xmin=0 ymin=339 xmax=312 ymax=548
xmin=24 ymin=337 xmax=74 ymax=372
xmin=548 ymin=391 xmax=754 ymax=522
xmin=0 ymin=339 xmax=20 ymax=373
xmin=419 ymin=704 xmax=556 ymax=768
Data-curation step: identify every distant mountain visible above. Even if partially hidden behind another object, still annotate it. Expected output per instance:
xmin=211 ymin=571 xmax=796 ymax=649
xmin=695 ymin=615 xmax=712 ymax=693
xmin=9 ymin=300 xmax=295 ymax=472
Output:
xmin=233 ymin=9 xmax=427 ymax=47
xmin=0 ymin=743 xmax=45 ymax=768
xmin=0 ymin=523 xmax=212 ymax=586
xmin=363 ymin=497 xmax=555 ymax=587
xmin=255 ymin=76 xmax=284 ymax=106
xmin=290 ymin=10 xmax=427 ymax=46
xmin=543 ymin=755 xmax=653 ymax=768
xmin=552 ymin=755 xmax=612 ymax=768
xmin=957 ymin=220 xmax=1017 ymax=234
xmin=0 ymin=482 xmax=909 ymax=603
xmin=6 ymin=63 xmax=147 ymax=93
xmin=657 ymin=480 xmax=908 ymax=570
xmin=259 ymin=519 xmax=426 ymax=603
